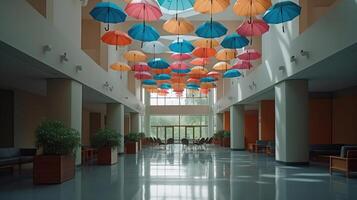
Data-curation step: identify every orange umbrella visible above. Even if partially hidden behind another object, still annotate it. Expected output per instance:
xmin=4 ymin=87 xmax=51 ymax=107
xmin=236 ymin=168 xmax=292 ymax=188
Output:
xmin=193 ymin=38 xmax=219 ymax=48
xmin=146 ymin=87 xmax=159 ymax=93
xmin=151 ymin=68 xmax=171 ymax=74
xmin=163 ymin=17 xmax=194 ymax=35
xmin=110 ymin=62 xmax=131 ymax=79
xmin=200 ymin=82 xmax=215 ymax=89
xmin=124 ymin=50 xmax=147 ymax=62
xmin=172 ymin=82 xmax=186 ymax=90
xmin=101 ymin=30 xmax=132 ymax=50
xmin=190 ymin=58 xmax=210 ymax=66
xmin=213 ymin=61 xmax=231 ymax=71
xmin=192 ymin=47 xmax=217 ymax=58
xmin=194 ymin=0 xmax=230 ymax=14
xmin=187 ymin=78 xmax=201 ymax=84
xmin=171 ymin=76 xmax=186 ymax=83
xmin=156 ymin=80 xmax=171 ymax=85
xmin=191 ymin=66 xmax=207 ymax=73
xmin=233 ymin=0 xmax=272 ymax=17
xmin=215 ymin=49 xmax=237 ymax=61
xmin=200 ymin=88 xmax=210 ymax=95
xmin=207 ymin=71 xmax=220 ymax=79
xmin=188 ymin=66 xmax=208 ymax=79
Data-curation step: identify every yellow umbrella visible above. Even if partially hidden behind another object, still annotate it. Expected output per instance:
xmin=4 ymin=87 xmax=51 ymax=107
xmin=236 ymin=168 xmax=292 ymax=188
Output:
xmin=233 ymin=0 xmax=272 ymax=17
xmin=163 ymin=17 xmax=194 ymax=35
xmin=215 ymin=49 xmax=237 ymax=61
xmin=124 ymin=50 xmax=147 ymax=62
xmin=194 ymin=0 xmax=230 ymax=14
xmin=213 ymin=62 xmax=232 ymax=71
xmin=193 ymin=38 xmax=220 ymax=48
xmin=110 ymin=62 xmax=131 ymax=79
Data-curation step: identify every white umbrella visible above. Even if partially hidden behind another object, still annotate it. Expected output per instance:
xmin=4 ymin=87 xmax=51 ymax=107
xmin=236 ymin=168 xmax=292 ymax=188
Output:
xmin=142 ymin=41 xmax=168 ymax=58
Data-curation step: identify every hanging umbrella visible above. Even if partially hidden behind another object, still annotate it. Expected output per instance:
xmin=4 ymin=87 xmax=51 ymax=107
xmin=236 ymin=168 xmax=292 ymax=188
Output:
xmin=192 ymin=47 xmax=216 ymax=58
xmin=195 ymin=21 xmax=227 ymax=39
xmin=186 ymin=83 xmax=200 ymax=90
xmin=151 ymin=68 xmax=171 ymax=74
xmin=200 ymin=88 xmax=210 ymax=95
xmin=170 ymin=61 xmax=189 ymax=70
xmin=143 ymin=79 xmax=156 ymax=85
xmin=172 ymin=68 xmax=191 ymax=74
xmin=201 ymin=77 xmax=215 ymax=83
xmin=144 ymin=85 xmax=158 ymax=90
xmin=156 ymin=79 xmax=172 ymax=84
xmin=171 ymin=76 xmax=186 ymax=83
xmin=125 ymin=0 xmax=162 ymax=21
xmin=163 ymin=17 xmax=195 ymax=35
xmin=221 ymin=33 xmax=249 ymax=49
xmin=207 ymin=71 xmax=220 ymax=79
xmin=187 ymin=78 xmax=201 ymax=84
xmin=110 ymin=62 xmax=131 ymax=79
xmin=154 ymin=73 xmax=171 ymax=80
xmin=158 ymin=89 xmax=169 ymax=96
xmin=194 ymin=0 xmax=230 ymax=14
xmin=142 ymin=41 xmax=168 ymax=58
xmin=171 ymin=53 xmax=192 ymax=61
xmin=200 ymin=82 xmax=215 ymax=89
xmin=188 ymin=71 xmax=208 ymax=79
xmin=236 ymin=18 xmax=270 ymax=37
xmin=191 ymin=66 xmax=206 ymax=73
xmin=132 ymin=62 xmax=150 ymax=71
xmin=213 ymin=61 xmax=231 ymax=71
xmin=238 ymin=49 xmax=261 ymax=61
xmin=190 ymin=58 xmax=210 ymax=66
xmin=193 ymin=38 xmax=220 ymax=48
xmin=169 ymin=39 xmax=195 ymax=53
xmin=101 ymin=30 xmax=132 ymax=50
xmin=160 ymin=83 xmax=172 ymax=89
xmin=135 ymin=71 xmax=152 ymax=80
xmin=263 ymin=1 xmax=302 ymax=32
xmin=124 ymin=50 xmax=147 ymax=62
xmin=128 ymin=23 xmax=160 ymax=42
xmin=216 ymin=49 xmax=238 ymax=61
xmin=158 ymin=0 xmax=194 ymax=10
xmin=233 ymin=0 xmax=272 ymax=17
xmin=90 ymin=2 xmax=127 ymax=31
xmin=224 ymin=69 xmax=242 ymax=78
xmin=231 ymin=60 xmax=253 ymax=70
xmin=148 ymin=58 xmax=170 ymax=69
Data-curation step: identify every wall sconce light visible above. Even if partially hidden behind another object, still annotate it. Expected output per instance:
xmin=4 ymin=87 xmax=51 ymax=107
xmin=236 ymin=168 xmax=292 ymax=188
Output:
xmin=103 ymin=81 xmax=113 ymax=91
xmin=290 ymin=56 xmax=297 ymax=63
xmin=42 ymin=45 xmax=52 ymax=53
xmin=75 ymin=65 xmax=82 ymax=72
xmin=60 ymin=52 xmax=69 ymax=63
xmin=300 ymin=50 xmax=310 ymax=58
xmin=278 ymin=66 xmax=285 ymax=72
xmin=252 ymin=81 xmax=256 ymax=88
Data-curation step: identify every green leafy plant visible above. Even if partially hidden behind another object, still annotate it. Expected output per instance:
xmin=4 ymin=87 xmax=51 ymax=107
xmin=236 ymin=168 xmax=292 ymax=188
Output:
xmin=125 ymin=132 xmax=140 ymax=143
xmin=223 ymin=131 xmax=231 ymax=138
xmin=138 ymin=132 xmax=145 ymax=139
xmin=214 ymin=130 xmax=225 ymax=139
xmin=36 ymin=120 xmax=80 ymax=156
xmin=91 ymin=128 xmax=121 ymax=149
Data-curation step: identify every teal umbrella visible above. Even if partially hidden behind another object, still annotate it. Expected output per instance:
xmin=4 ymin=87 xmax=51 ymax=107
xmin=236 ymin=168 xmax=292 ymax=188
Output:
xmin=158 ymin=0 xmax=194 ymax=10
xmin=90 ymin=2 xmax=127 ymax=31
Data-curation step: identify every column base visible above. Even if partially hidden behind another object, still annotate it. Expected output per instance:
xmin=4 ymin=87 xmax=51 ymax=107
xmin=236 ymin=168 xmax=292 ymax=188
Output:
xmin=231 ymin=148 xmax=245 ymax=151
xmin=276 ymin=160 xmax=309 ymax=166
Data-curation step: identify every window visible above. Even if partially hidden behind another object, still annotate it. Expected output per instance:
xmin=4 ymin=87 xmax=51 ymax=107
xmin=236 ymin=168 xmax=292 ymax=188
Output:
xmin=150 ymin=89 xmax=208 ymax=106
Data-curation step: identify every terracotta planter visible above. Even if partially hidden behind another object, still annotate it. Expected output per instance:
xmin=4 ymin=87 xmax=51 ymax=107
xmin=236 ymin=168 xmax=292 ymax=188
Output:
xmin=97 ymin=147 xmax=118 ymax=165
xmin=33 ymin=155 xmax=75 ymax=184
xmin=223 ymin=137 xmax=230 ymax=147
xmin=126 ymin=142 xmax=138 ymax=154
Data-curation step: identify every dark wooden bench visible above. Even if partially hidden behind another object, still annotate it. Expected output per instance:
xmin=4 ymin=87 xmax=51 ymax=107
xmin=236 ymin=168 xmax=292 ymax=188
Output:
xmin=330 ymin=149 xmax=357 ymax=177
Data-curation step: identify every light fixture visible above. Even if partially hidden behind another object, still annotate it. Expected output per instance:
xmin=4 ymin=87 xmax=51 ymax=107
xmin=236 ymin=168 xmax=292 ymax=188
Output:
xmin=75 ymin=65 xmax=82 ymax=72
xmin=42 ymin=45 xmax=52 ymax=53
xmin=290 ymin=56 xmax=297 ymax=63
xmin=300 ymin=50 xmax=310 ymax=58
xmin=60 ymin=52 xmax=69 ymax=63
xmin=103 ymin=81 xmax=113 ymax=91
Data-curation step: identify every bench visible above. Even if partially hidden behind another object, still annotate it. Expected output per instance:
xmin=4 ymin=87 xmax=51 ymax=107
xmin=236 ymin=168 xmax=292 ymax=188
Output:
xmin=330 ymin=146 xmax=357 ymax=177
xmin=0 ymin=148 xmax=37 ymax=173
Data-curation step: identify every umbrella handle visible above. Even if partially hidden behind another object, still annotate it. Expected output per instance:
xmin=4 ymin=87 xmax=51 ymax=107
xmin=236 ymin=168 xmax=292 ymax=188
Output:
xmin=105 ymin=23 xmax=110 ymax=31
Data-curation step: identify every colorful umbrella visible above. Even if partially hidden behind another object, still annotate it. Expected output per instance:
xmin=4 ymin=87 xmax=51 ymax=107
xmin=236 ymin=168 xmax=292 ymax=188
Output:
xmin=143 ymin=79 xmax=156 ymax=85
xmin=195 ymin=21 xmax=227 ymax=39
xmin=192 ymin=47 xmax=217 ymax=58
xmin=171 ymin=53 xmax=192 ymax=61
xmin=221 ymin=33 xmax=249 ymax=49
xmin=233 ymin=0 xmax=272 ymax=17
xmin=172 ymin=68 xmax=191 ymax=74
xmin=156 ymin=80 xmax=172 ymax=84
xmin=187 ymin=78 xmax=201 ymax=84
xmin=190 ymin=58 xmax=210 ymax=66
xmin=163 ymin=17 xmax=195 ymax=35
xmin=170 ymin=61 xmax=189 ymax=70
xmin=160 ymin=83 xmax=172 ymax=89
xmin=186 ymin=83 xmax=200 ymax=90
xmin=200 ymin=88 xmax=210 ymax=95
xmin=263 ymin=1 xmax=302 ymax=32
xmin=110 ymin=62 xmax=131 ymax=79
xmin=90 ymin=2 xmax=127 ymax=31
xmin=193 ymin=38 xmax=220 ymax=48
xmin=154 ymin=73 xmax=171 ymax=80
xmin=151 ymin=68 xmax=171 ymax=74
xmin=238 ymin=49 xmax=261 ymax=61
xmin=201 ymin=77 xmax=215 ymax=83
xmin=135 ymin=71 xmax=152 ymax=80
xmin=200 ymin=82 xmax=216 ymax=89
xmin=142 ymin=41 xmax=168 ymax=57
xmin=207 ymin=71 xmax=220 ymax=79
xmin=213 ymin=61 xmax=231 ymax=71
xmin=125 ymin=0 xmax=162 ymax=21
xmin=124 ymin=50 xmax=147 ymax=62
xmin=231 ymin=60 xmax=253 ymax=69
xmin=193 ymin=0 xmax=230 ymax=14
xmin=144 ymin=85 xmax=158 ymax=90
xmin=101 ymin=30 xmax=132 ymax=50
xmin=128 ymin=23 xmax=160 ymax=42
xmin=171 ymin=76 xmax=186 ymax=83
xmin=169 ymin=39 xmax=195 ymax=53
xmin=216 ymin=49 xmax=238 ymax=61
xmin=224 ymin=69 xmax=241 ymax=78
xmin=148 ymin=58 xmax=170 ymax=69
xmin=158 ymin=89 xmax=169 ymax=96
xmin=158 ymin=0 xmax=194 ymax=10
xmin=236 ymin=18 xmax=270 ymax=37
xmin=132 ymin=62 xmax=150 ymax=71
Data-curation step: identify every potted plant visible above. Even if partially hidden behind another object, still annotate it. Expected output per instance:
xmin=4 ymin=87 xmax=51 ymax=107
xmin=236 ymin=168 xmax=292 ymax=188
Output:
xmin=138 ymin=132 xmax=145 ymax=150
xmin=125 ymin=133 xmax=139 ymax=154
xmin=33 ymin=120 xmax=80 ymax=184
xmin=223 ymin=131 xmax=231 ymax=147
xmin=214 ymin=130 xmax=224 ymax=146
xmin=91 ymin=128 xmax=120 ymax=165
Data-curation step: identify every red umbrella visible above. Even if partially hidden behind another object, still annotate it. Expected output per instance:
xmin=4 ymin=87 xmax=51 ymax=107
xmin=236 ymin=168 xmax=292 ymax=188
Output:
xmin=236 ymin=19 xmax=269 ymax=44
xmin=231 ymin=60 xmax=253 ymax=69
xmin=190 ymin=58 xmax=209 ymax=66
xmin=207 ymin=71 xmax=220 ymax=79
xmin=171 ymin=53 xmax=192 ymax=61
xmin=101 ymin=30 xmax=132 ymax=50
xmin=132 ymin=62 xmax=150 ymax=71
xmin=135 ymin=71 xmax=152 ymax=80
xmin=238 ymin=49 xmax=261 ymax=61
xmin=125 ymin=0 xmax=162 ymax=21
xmin=170 ymin=61 xmax=189 ymax=70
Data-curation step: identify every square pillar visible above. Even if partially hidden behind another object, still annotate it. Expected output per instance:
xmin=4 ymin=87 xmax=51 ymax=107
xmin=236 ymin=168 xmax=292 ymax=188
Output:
xmin=107 ymin=104 xmax=125 ymax=153
xmin=230 ymin=105 xmax=245 ymax=150
xmin=216 ymin=113 xmax=223 ymax=132
xmin=131 ymin=113 xmax=140 ymax=133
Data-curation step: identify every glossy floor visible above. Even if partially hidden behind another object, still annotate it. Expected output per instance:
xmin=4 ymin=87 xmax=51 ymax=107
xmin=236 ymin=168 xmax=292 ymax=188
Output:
xmin=1 ymin=145 xmax=357 ymax=200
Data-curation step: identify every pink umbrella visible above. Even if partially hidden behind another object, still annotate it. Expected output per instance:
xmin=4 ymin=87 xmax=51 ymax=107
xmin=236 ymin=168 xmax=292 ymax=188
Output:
xmin=190 ymin=58 xmax=209 ymax=66
xmin=236 ymin=19 xmax=269 ymax=44
xmin=207 ymin=71 xmax=220 ymax=79
xmin=238 ymin=49 xmax=261 ymax=61
xmin=132 ymin=62 xmax=150 ymax=71
xmin=231 ymin=60 xmax=253 ymax=69
xmin=170 ymin=61 xmax=189 ymax=70
xmin=171 ymin=53 xmax=192 ymax=61
xmin=125 ymin=0 xmax=162 ymax=21
xmin=135 ymin=71 xmax=152 ymax=80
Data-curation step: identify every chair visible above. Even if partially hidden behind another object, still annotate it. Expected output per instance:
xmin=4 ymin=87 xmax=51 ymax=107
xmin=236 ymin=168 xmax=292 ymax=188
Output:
xmin=330 ymin=146 xmax=357 ymax=177
xmin=254 ymin=140 xmax=268 ymax=153
xmin=166 ymin=138 xmax=175 ymax=150
xmin=181 ymin=138 xmax=189 ymax=150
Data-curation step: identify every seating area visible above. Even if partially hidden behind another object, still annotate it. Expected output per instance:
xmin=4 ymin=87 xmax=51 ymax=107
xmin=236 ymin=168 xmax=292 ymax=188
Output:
xmin=0 ymin=148 xmax=37 ymax=173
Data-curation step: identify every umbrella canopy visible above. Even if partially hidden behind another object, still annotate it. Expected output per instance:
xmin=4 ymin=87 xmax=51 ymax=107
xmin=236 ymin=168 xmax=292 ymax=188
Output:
xmin=160 ymin=83 xmax=172 ymax=89
xmin=191 ymin=66 xmax=206 ymax=73
xmin=142 ymin=41 xmax=168 ymax=54
xmin=187 ymin=78 xmax=200 ymax=84
xmin=154 ymin=73 xmax=171 ymax=80
xmin=171 ymin=76 xmax=186 ymax=83
xmin=221 ymin=33 xmax=249 ymax=49
xmin=213 ymin=61 xmax=231 ymax=71
xmin=201 ymin=77 xmax=215 ymax=83
xmin=186 ymin=82 xmax=200 ymax=89
xmin=148 ymin=58 xmax=170 ymax=69
xmin=132 ymin=62 xmax=150 ymax=71
xmin=101 ymin=30 xmax=132 ymax=50
xmin=163 ymin=17 xmax=195 ymax=35
xmin=263 ymin=1 xmax=302 ymax=32
xmin=90 ymin=2 xmax=127 ymax=31
xmin=169 ymin=39 xmax=195 ymax=53
xmin=238 ymin=49 xmax=261 ymax=61
xmin=188 ymin=71 xmax=207 ymax=79
xmin=232 ymin=60 xmax=253 ymax=69
xmin=142 ymin=79 xmax=156 ymax=85
xmin=171 ymin=53 xmax=192 ymax=60
xmin=125 ymin=0 xmax=162 ymax=21
xmin=192 ymin=47 xmax=217 ymax=58
xmin=170 ymin=61 xmax=189 ymax=70
xmin=156 ymin=80 xmax=172 ymax=84
xmin=200 ymin=82 xmax=215 ymax=89
xmin=172 ymin=68 xmax=191 ymax=74
xmin=233 ymin=0 xmax=272 ymax=17
xmin=190 ymin=58 xmax=210 ymax=66
xmin=195 ymin=21 xmax=227 ymax=38
xmin=135 ymin=71 xmax=152 ymax=80
xmin=110 ymin=62 xmax=131 ymax=71
xmin=236 ymin=19 xmax=270 ymax=37
xmin=224 ymin=69 xmax=242 ymax=78
xmin=216 ymin=49 xmax=238 ymax=61
xmin=124 ymin=50 xmax=147 ymax=62
xmin=193 ymin=0 xmax=230 ymax=14
xmin=128 ymin=23 xmax=160 ymax=42
xmin=193 ymin=38 xmax=220 ymax=48
xmin=200 ymin=88 xmax=210 ymax=94
xmin=151 ymin=68 xmax=171 ymax=74
xmin=158 ymin=0 xmax=194 ymax=10
xmin=207 ymin=71 xmax=220 ymax=79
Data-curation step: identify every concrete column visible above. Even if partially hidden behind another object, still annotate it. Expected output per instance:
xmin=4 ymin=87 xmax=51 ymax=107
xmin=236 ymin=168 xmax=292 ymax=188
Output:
xmin=107 ymin=103 xmax=125 ymax=153
xmin=208 ymin=91 xmax=214 ymax=137
xmin=47 ymin=79 xmax=82 ymax=165
xmin=230 ymin=105 xmax=245 ymax=150
xmin=275 ymin=80 xmax=309 ymax=164
xmin=144 ymin=91 xmax=151 ymax=136
xmin=131 ymin=113 xmax=140 ymax=133
xmin=216 ymin=113 xmax=223 ymax=132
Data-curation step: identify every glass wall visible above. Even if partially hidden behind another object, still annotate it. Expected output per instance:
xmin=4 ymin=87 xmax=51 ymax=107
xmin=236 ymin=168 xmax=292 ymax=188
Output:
xmin=150 ymin=89 xmax=208 ymax=106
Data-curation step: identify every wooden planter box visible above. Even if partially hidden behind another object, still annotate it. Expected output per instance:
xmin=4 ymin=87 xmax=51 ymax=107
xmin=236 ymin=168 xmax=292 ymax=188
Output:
xmin=126 ymin=142 xmax=138 ymax=154
xmin=223 ymin=137 xmax=230 ymax=148
xmin=33 ymin=155 xmax=75 ymax=184
xmin=97 ymin=147 xmax=118 ymax=165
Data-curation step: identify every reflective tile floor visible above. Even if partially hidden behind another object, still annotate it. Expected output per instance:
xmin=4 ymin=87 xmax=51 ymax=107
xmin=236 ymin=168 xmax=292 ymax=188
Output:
xmin=1 ymin=145 xmax=357 ymax=200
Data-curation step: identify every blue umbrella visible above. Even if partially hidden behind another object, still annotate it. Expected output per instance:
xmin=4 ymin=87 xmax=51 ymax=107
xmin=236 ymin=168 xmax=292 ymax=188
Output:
xmin=90 ymin=2 xmax=127 ymax=31
xmin=263 ymin=1 xmax=302 ymax=32
xmin=143 ymin=79 xmax=156 ymax=85
xmin=172 ymin=68 xmax=191 ymax=74
xmin=195 ymin=20 xmax=227 ymax=39
xmin=200 ymin=77 xmax=215 ymax=83
xmin=128 ymin=23 xmax=160 ymax=43
xmin=169 ymin=39 xmax=195 ymax=53
xmin=148 ymin=58 xmax=170 ymax=69
xmin=154 ymin=74 xmax=171 ymax=80
xmin=160 ymin=83 xmax=172 ymax=89
xmin=186 ymin=83 xmax=200 ymax=90
xmin=224 ymin=69 xmax=241 ymax=78
xmin=221 ymin=33 xmax=249 ymax=49
xmin=158 ymin=0 xmax=194 ymax=10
